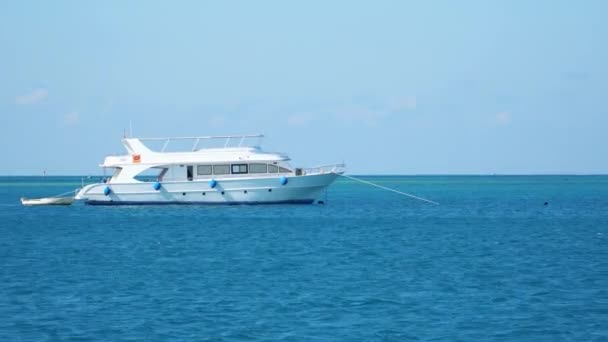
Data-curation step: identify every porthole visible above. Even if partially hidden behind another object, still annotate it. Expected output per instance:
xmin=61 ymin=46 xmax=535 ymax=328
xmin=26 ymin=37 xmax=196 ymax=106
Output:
xmin=221 ymin=191 xmax=225 ymax=195
xmin=202 ymin=192 xmax=206 ymax=196
xmin=182 ymin=192 xmax=186 ymax=196
xmin=268 ymin=189 xmax=272 ymax=192
xmin=244 ymin=190 xmax=248 ymax=194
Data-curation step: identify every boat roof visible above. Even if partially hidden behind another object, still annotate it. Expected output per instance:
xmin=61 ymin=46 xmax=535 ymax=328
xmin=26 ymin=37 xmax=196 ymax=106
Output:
xmin=135 ymin=134 xmax=265 ymax=152
xmin=102 ymin=135 xmax=289 ymax=168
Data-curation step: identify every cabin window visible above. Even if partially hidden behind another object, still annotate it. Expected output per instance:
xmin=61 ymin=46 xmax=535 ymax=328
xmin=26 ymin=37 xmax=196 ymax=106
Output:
xmin=249 ymin=163 xmax=267 ymax=174
xmin=231 ymin=164 xmax=248 ymax=174
xmin=111 ymin=168 xmax=123 ymax=181
xmin=197 ymin=165 xmax=212 ymax=176
xmin=268 ymin=164 xmax=279 ymax=173
xmin=187 ymin=166 xmax=193 ymax=181
xmin=279 ymin=166 xmax=291 ymax=173
xmin=213 ymin=165 xmax=230 ymax=175
xmin=158 ymin=168 xmax=168 ymax=181
xmin=134 ymin=167 xmax=166 ymax=182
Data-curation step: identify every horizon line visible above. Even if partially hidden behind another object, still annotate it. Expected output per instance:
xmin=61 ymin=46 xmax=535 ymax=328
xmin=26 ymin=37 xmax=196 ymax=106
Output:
xmin=2 ymin=173 xmax=608 ymax=177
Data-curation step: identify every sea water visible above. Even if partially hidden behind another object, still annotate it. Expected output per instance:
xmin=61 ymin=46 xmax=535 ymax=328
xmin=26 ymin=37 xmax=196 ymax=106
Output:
xmin=1 ymin=176 xmax=607 ymax=341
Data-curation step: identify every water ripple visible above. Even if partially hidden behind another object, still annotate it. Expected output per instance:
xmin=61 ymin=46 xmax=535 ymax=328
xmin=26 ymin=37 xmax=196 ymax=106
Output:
xmin=0 ymin=176 xmax=607 ymax=340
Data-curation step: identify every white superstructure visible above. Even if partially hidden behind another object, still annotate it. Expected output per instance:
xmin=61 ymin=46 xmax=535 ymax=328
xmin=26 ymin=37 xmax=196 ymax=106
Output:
xmin=76 ymin=134 xmax=344 ymax=205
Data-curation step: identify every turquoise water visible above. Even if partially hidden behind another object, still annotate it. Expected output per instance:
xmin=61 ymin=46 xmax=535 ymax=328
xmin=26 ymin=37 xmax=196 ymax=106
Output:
xmin=1 ymin=176 xmax=607 ymax=341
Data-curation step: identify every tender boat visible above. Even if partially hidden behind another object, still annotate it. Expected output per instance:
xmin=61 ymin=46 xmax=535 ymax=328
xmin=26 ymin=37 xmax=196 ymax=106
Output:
xmin=21 ymin=197 xmax=75 ymax=206
xmin=75 ymin=134 xmax=345 ymax=205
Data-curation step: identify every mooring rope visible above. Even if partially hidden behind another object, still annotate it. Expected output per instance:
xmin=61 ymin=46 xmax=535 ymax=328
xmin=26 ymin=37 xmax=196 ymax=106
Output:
xmin=338 ymin=174 xmax=439 ymax=205
xmin=51 ymin=189 xmax=79 ymax=198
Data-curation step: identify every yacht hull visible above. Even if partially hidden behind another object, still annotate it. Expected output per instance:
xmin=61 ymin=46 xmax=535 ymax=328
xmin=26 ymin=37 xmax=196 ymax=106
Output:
xmin=76 ymin=172 xmax=338 ymax=205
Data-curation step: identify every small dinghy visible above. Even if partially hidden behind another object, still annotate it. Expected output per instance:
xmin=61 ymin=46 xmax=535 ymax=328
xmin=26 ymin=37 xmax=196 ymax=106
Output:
xmin=21 ymin=196 xmax=75 ymax=206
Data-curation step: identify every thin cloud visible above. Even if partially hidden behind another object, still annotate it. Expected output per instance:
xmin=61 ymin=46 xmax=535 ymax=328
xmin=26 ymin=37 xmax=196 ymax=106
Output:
xmin=495 ymin=111 xmax=511 ymax=125
xmin=333 ymin=94 xmax=416 ymax=126
xmin=208 ymin=115 xmax=226 ymax=127
xmin=101 ymin=99 xmax=115 ymax=114
xmin=287 ymin=113 xmax=314 ymax=127
xmin=388 ymin=95 xmax=417 ymax=112
xmin=64 ymin=111 xmax=80 ymax=125
xmin=564 ymin=71 xmax=590 ymax=81
xmin=334 ymin=106 xmax=388 ymax=126
xmin=15 ymin=88 xmax=49 ymax=105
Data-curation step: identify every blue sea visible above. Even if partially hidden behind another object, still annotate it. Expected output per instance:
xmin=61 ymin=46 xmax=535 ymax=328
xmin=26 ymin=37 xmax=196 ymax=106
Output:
xmin=1 ymin=176 xmax=607 ymax=341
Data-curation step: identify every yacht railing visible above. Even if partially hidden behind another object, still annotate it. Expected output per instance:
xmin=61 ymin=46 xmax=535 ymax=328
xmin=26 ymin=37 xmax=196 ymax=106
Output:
xmin=300 ymin=164 xmax=346 ymax=175
xmin=135 ymin=134 xmax=264 ymax=152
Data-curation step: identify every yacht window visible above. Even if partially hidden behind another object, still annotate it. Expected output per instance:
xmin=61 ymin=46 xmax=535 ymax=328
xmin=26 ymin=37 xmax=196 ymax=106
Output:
xmin=231 ymin=164 xmax=248 ymax=174
xmin=197 ymin=165 xmax=212 ymax=176
xmin=279 ymin=167 xmax=291 ymax=173
xmin=157 ymin=168 xmax=168 ymax=181
xmin=187 ymin=166 xmax=193 ymax=181
xmin=268 ymin=164 xmax=279 ymax=173
xmin=213 ymin=164 xmax=230 ymax=175
xmin=133 ymin=167 xmax=165 ymax=182
xmin=249 ymin=163 xmax=267 ymax=174
xmin=111 ymin=168 xmax=122 ymax=180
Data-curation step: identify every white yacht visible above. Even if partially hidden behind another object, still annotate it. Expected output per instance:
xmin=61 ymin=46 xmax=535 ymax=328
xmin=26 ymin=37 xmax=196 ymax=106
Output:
xmin=75 ymin=134 xmax=345 ymax=205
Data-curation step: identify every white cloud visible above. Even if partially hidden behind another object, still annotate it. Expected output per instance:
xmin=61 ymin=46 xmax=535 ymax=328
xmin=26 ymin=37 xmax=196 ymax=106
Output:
xmin=495 ymin=111 xmax=511 ymax=125
xmin=101 ymin=100 xmax=115 ymax=114
xmin=331 ymin=94 xmax=416 ymax=126
xmin=287 ymin=113 xmax=314 ymax=127
xmin=334 ymin=106 xmax=388 ymax=126
xmin=15 ymin=88 xmax=48 ymax=105
xmin=208 ymin=115 xmax=226 ymax=126
xmin=388 ymin=95 xmax=417 ymax=112
xmin=64 ymin=111 xmax=80 ymax=125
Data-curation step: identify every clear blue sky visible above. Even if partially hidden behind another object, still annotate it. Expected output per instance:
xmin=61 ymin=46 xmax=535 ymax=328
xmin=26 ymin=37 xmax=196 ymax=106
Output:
xmin=1 ymin=0 xmax=606 ymax=175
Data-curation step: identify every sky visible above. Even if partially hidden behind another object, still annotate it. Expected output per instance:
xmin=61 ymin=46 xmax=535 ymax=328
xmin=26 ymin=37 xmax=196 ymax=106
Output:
xmin=1 ymin=0 xmax=606 ymax=175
